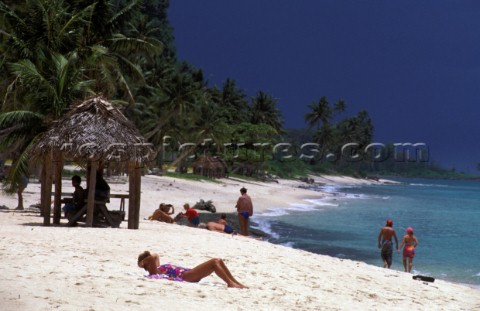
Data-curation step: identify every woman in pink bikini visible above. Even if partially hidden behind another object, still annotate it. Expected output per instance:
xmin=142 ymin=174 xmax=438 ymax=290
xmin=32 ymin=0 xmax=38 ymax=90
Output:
xmin=399 ymin=227 xmax=419 ymax=273
xmin=137 ymin=251 xmax=247 ymax=288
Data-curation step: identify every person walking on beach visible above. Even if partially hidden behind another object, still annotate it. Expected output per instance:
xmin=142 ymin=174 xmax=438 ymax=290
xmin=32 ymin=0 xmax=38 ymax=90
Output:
xmin=399 ymin=227 xmax=419 ymax=273
xmin=235 ymin=187 xmax=253 ymax=236
xmin=377 ymin=219 xmax=398 ymax=268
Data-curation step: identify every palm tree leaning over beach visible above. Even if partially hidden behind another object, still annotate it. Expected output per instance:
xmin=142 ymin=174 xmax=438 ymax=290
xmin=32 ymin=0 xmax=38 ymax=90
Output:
xmin=0 ymin=0 xmax=161 ymax=191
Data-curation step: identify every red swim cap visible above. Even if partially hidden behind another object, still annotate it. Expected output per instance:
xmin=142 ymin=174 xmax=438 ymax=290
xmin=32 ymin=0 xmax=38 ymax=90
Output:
xmin=386 ymin=219 xmax=393 ymax=226
xmin=406 ymin=227 xmax=414 ymax=233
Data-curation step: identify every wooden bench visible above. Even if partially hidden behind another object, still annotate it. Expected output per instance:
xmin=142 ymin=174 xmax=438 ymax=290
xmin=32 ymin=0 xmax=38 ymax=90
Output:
xmin=67 ymin=200 xmax=124 ymax=228
xmin=55 ymin=192 xmax=129 ymax=227
xmin=56 ymin=192 xmax=128 ymax=211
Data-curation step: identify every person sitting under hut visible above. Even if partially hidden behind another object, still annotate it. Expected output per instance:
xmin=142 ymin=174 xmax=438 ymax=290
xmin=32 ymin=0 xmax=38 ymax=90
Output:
xmin=94 ymin=170 xmax=110 ymax=201
xmin=62 ymin=175 xmax=86 ymax=220
xmin=84 ymin=170 xmax=110 ymax=202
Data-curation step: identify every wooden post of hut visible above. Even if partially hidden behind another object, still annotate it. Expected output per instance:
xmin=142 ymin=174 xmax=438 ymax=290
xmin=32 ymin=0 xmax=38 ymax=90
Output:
xmin=134 ymin=163 xmax=142 ymax=229
xmin=39 ymin=160 xmax=46 ymax=218
xmin=42 ymin=154 xmax=53 ymax=226
xmin=85 ymin=161 xmax=98 ymax=227
xmin=53 ymin=153 xmax=63 ymax=224
xmin=128 ymin=161 xmax=137 ymax=229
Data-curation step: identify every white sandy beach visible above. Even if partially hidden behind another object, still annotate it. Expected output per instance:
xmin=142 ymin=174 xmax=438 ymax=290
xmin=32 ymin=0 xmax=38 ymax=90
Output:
xmin=0 ymin=174 xmax=479 ymax=311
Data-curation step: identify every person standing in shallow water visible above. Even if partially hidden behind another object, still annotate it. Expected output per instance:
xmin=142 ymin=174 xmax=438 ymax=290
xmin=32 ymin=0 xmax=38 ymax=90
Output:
xmin=377 ymin=219 xmax=398 ymax=268
xmin=399 ymin=227 xmax=419 ymax=273
xmin=235 ymin=187 xmax=253 ymax=236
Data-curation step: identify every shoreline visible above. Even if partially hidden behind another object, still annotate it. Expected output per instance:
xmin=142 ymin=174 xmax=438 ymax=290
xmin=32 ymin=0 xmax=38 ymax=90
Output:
xmin=1 ymin=174 xmax=479 ymax=310
xmin=257 ymin=179 xmax=480 ymax=288
xmin=249 ymin=202 xmax=480 ymax=289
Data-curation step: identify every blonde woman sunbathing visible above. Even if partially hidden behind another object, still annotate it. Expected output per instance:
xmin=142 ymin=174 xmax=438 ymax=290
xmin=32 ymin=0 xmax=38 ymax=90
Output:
xmin=137 ymin=251 xmax=247 ymax=288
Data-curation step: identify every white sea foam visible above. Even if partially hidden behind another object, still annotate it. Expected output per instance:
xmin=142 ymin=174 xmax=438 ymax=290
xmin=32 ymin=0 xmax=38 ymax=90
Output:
xmin=252 ymin=199 xmax=334 ymax=241
xmin=318 ymin=185 xmax=343 ymax=193
xmin=287 ymin=203 xmax=318 ymax=212
xmin=315 ymin=184 xmax=362 ymax=194
xmin=409 ymin=183 xmax=450 ymax=188
xmin=304 ymin=199 xmax=338 ymax=207
xmin=340 ymin=193 xmax=375 ymax=200
xmin=257 ymin=199 xmax=338 ymax=219
xmin=280 ymin=241 xmax=295 ymax=248
xmin=251 ymin=219 xmax=279 ymax=239
xmin=332 ymin=192 xmax=390 ymax=201
xmin=258 ymin=208 xmax=290 ymax=218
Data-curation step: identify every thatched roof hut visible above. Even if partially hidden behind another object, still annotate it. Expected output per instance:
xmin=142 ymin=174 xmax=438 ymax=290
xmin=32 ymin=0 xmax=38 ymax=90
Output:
xmin=192 ymin=155 xmax=228 ymax=178
xmin=29 ymin=96 xmax=155 ymax=229
xmin=31 ymin=97 xmax=152 ymax=163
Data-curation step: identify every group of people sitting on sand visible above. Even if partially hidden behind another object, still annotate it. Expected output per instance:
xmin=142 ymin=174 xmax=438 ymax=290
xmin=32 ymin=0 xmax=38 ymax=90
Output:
xmin=148 ymin=203 xmax=199 ymax=225
xmin=147 ymin=187 xmax=254 ymax=239
xmin=147 ymin=202 xmax=235 ymax=235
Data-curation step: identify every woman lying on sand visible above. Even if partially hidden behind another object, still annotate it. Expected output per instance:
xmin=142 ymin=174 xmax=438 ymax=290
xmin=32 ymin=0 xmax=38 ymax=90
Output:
xmin=137 ymin=251 xmax=247 ymax=288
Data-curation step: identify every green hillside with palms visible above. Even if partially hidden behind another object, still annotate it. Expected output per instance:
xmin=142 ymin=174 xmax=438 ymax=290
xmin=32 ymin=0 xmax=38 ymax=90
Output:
xmin=0 ymin=0 xmax=471 ymax=186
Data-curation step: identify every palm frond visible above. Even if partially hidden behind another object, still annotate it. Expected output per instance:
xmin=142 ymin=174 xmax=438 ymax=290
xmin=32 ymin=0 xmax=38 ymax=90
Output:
xmin=58 ymin=2 xmax=95 ymax=39
xmin=108 ymin=0 xmax=140 ymax=28
xmin=2 ymin=132 xmax=42 ymax=193
xmin=0 ymin=110 xmax=44 ymax=148
xmin=109 ymin=33 xmax=162 ymax=55
xmin=8 ymin=59 xmax=55 ymax=96
xmin=72 ymin=79 xmax=95 ymax=94
xmin=112 ymin=52 xmax=144 ymax=83
xmin=0 ymin=110 xmax=44 ymax=128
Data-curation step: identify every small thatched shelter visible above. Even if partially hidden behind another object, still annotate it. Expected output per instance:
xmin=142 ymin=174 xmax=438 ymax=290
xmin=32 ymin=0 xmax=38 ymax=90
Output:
xmin=30 ymin=96 xmax=155 ymax=229
xmin=192 ymin=155 xmax=228 ymax=178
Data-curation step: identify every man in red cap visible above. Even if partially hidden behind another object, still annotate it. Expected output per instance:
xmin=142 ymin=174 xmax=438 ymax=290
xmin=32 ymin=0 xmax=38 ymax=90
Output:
xmin=377 ymin=219 xmax=399 ymax=268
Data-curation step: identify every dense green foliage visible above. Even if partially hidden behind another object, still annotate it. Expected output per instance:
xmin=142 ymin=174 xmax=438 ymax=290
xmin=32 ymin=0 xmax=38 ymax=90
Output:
xmin=0 ymin=0 xmax=467 ymax=185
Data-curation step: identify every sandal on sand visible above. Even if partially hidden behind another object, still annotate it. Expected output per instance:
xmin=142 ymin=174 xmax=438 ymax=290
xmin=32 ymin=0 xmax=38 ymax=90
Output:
xmin=413 ymin=275 xmax=435 ymax=282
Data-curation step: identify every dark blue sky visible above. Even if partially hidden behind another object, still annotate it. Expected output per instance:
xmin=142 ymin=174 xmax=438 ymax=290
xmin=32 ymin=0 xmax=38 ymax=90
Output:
xmin=169 ymin=1 xmax=480 ymax=173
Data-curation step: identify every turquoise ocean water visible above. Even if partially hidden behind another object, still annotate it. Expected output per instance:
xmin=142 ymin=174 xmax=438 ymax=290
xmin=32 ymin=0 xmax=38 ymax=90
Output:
xmin=251 ymin=178 xmax=480 ymax=287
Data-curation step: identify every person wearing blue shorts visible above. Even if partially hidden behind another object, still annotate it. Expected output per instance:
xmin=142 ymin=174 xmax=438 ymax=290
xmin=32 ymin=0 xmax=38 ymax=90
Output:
xmin=206 ymin=213 xmax=235 ymax=234
xmin=235 ymin=187 xmax=253 ymax=236
xmin=180 ymin=203 xmax=200 ymax=227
